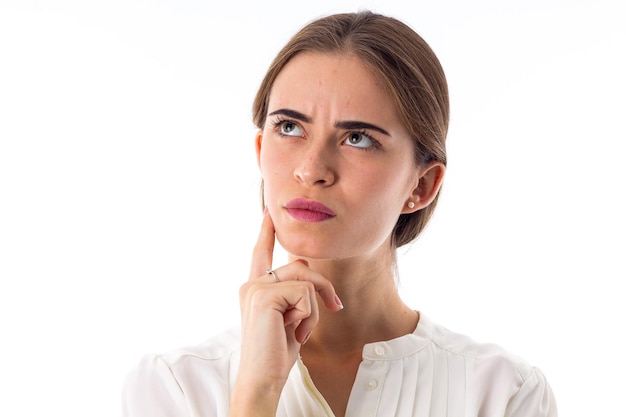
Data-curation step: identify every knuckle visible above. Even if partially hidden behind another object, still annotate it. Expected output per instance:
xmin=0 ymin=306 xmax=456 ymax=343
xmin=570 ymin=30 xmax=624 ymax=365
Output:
xmin=239 ymin=281 xmax=263 ymax=300
xmin=239 ymin=283 xmax=252 ymax=302
xmin=293 ymin=280 xmax=314 ymax=294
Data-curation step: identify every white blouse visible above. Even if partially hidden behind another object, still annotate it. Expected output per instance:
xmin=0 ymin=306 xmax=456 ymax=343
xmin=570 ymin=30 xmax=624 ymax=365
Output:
xmin=122 ymin=314 xmax=557 ymax=416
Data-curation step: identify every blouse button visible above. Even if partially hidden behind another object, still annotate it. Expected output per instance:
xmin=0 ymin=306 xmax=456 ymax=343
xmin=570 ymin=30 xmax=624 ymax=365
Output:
xmin=366 ymin=379 xmax=378 ymax=390
xmin=374 ymin=345 xmax=385 ymax=356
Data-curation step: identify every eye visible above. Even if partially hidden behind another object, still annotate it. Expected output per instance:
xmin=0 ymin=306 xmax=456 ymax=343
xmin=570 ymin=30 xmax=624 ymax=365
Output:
xmin=278 ymin=120 xmax=304 ymax=137
xmin=343 ymin=132 xmax=377 ymax=149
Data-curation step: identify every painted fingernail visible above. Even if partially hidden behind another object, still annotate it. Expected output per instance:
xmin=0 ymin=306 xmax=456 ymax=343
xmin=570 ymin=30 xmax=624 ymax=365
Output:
xmin=335 ymin=295 xmax=344 ymax=310
xmin=302 ymin=331 xmax=312 ymax=345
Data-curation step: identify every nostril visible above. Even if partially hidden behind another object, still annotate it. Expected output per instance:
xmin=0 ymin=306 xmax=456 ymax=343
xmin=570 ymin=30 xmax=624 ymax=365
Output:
xmin=293 ymin=149 xmax=336 ymax=186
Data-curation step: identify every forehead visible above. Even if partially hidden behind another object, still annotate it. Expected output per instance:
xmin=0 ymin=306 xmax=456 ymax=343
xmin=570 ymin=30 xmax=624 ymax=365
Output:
xmin=268 ymin=52 xmax=400 ymax=124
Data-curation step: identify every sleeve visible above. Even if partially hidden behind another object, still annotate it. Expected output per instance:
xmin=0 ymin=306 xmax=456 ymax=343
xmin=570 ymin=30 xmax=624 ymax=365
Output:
xmin=505 ymin=367 xmax=557 ymax=417
xmin=122 ymin=354 xmax=189 ymax=417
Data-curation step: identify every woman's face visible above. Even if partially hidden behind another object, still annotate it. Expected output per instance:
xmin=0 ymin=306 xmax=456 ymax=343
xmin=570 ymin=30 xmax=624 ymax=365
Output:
xmin=257 ymin=52 xmax=423 ymax=261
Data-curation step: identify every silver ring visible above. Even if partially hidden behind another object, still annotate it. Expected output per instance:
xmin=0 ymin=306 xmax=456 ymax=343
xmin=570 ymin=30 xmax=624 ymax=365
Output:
xmin=266 ymin=268 xmax=280 ymax=282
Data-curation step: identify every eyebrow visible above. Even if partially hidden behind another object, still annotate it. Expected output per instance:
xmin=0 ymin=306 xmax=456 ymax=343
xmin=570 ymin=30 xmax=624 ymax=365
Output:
xmin=268 ymin=108 xmax=391 ymax=136
xmin=335 ymin=120 xmax=390 ymax=136
xmin=268 ymin=108 xmax=311 ymax=123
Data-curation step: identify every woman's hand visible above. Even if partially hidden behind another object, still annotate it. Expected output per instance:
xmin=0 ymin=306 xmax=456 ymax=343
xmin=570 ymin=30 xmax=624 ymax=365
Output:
xmin=229 ymin=212 xmax=343 ymax=417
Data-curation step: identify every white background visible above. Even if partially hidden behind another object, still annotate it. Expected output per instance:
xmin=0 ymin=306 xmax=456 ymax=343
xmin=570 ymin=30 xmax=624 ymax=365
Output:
xmin=1 ymin=0 xmax=624 ymax=416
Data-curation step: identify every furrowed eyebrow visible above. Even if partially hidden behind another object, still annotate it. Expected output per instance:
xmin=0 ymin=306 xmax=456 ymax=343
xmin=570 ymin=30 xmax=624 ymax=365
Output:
xmin=268 ymin=108 xmax=390 ymax=136
xmin=335 ymin=120 xmax=390 ymax=136
xmin=268 ymin=109 xmax=311 ymax=123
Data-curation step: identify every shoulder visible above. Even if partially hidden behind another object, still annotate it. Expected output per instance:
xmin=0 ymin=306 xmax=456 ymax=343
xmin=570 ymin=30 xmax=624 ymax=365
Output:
xmin=416 ymin=315 xmax=557 ymax=416
xmin=133 ymin=326 xmax=241 ymax=378
xmin=420 ymin=314 xmax=534 ymax=379
xmin=157 ymin=326 xmax=242 ymax=368
xmin=122 ymin=327 xmax=241 ymax=417
xmin=133 ymin=326 xmax=242 ymax=384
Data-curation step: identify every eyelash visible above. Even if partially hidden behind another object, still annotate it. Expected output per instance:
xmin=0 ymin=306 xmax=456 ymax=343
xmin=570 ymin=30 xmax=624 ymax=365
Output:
xmin=270 ymin=117 xmax=382 ymax=151
xmin=270 ymin=117 xmax=301 ymax=137
xmin=348 ymin=129 xmax=382 ymax=151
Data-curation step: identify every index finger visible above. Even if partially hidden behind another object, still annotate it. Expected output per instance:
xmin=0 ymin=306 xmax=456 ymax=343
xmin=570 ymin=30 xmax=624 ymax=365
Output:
xmin=249 ymin=211 xmax=276 ymax=281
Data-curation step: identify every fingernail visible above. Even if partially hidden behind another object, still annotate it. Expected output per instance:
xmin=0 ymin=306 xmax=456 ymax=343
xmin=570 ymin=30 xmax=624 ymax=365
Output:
xmin=302 ymin=331 xmax=312 ymax=345
xmin=335 ymin=295 xmax=344 ymax=310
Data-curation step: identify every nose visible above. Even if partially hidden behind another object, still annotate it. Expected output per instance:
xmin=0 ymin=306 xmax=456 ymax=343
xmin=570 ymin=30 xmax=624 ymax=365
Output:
xmin=293 ymin=143 xmax=336 ymax=187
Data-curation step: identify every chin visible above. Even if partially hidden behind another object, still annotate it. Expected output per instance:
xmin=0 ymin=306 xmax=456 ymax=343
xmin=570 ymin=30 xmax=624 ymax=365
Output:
xmin=275 ymin=233 xmax=338 ymax=261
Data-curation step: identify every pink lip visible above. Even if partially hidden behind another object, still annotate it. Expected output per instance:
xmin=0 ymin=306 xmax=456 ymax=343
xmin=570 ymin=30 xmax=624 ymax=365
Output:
xmin=284 ymin=198 xmax=336 ymax=222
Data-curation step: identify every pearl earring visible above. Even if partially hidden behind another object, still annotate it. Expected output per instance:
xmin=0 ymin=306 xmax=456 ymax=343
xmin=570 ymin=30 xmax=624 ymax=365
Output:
xmin=407 ymin=201 xmax=415 ymax=209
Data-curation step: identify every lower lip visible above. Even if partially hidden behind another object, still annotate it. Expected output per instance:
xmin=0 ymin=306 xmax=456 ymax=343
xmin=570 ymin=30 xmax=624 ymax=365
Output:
xmin=286 ymin=208 xmax=335 ymax=222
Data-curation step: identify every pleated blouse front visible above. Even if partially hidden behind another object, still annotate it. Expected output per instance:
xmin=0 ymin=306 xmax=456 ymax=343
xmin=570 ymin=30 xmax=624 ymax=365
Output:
xmin=123 ymin=314 xmax=557 ymax=417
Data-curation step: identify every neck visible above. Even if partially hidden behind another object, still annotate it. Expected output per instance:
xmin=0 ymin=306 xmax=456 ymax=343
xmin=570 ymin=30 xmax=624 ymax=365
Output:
xmin=291 ymin=252 xmax=419 ymax=357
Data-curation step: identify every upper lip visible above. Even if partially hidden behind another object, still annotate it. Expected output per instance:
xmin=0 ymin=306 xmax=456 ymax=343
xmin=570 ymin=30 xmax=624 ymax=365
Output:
xmin=284 ymin=198 xmax=336 ymax=216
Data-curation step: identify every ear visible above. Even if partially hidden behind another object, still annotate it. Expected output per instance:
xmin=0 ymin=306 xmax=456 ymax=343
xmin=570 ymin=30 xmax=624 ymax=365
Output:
xmin=402 ymin=162 xmax=446 ymax=214
xmin=255 ymin=130 xmax=263 ymax=169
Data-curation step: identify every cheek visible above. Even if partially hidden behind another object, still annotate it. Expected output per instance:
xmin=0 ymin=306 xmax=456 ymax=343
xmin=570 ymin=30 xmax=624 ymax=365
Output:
xmin=356 ymin=166 xmax=415 ymax=222
xmin=363 ymin=169 xmax=408 ymax=202
xmin=259 ymin=147 xmax=291 ymax=205
xmin=260 ymin=136 xmax=290 ymax=174
xmin=261 ymin=157 xmax=286 ymax=183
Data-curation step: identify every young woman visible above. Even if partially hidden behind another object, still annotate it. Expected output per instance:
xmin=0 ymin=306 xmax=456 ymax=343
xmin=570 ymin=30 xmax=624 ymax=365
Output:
xmin=123 ymin=11 xmax=557 ymax=417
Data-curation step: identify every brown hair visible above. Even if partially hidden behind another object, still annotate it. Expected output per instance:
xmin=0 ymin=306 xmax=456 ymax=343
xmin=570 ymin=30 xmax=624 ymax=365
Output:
xmin=253 ymin=11 xmax=449 ymax=249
